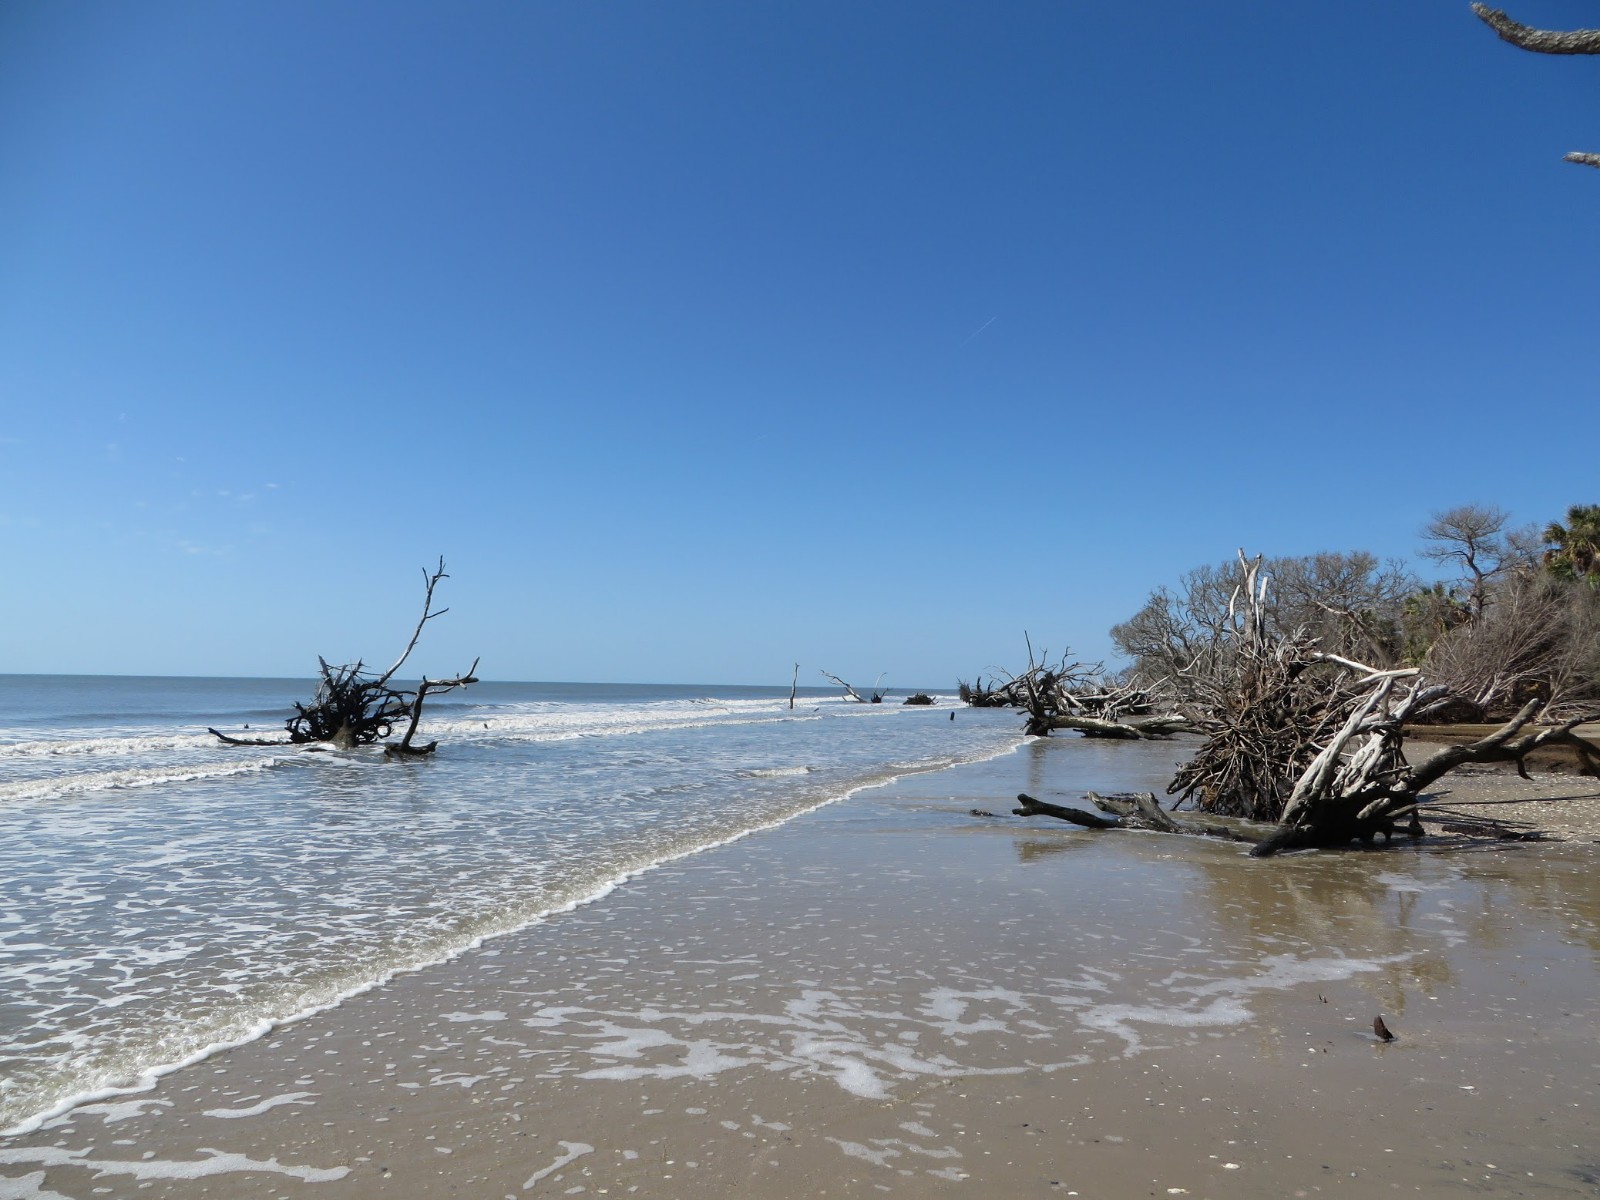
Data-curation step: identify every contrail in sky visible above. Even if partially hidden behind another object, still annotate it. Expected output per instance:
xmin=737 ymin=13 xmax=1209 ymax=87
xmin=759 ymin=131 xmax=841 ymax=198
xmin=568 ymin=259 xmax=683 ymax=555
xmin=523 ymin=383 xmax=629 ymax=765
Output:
xmin=958 ymin=315 xmax=998 ymax=347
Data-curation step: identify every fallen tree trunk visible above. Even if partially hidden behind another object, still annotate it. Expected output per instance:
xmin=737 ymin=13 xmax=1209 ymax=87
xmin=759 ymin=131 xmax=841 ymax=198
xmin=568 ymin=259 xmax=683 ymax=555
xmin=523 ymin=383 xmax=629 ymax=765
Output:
xmin=1012 ymin=791 xmax=1270 ymax=843
xmin=1012 ymin=792 xmax=1121 ymax=829
xmin=1037 ymin=714 xmax=1201 ymax=739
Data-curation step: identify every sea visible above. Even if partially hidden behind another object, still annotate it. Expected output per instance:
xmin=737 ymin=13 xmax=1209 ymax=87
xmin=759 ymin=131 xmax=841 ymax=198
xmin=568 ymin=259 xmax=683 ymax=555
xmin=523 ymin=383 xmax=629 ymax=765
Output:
xmin=0 ymin=674 xmax=1025 ymax=1136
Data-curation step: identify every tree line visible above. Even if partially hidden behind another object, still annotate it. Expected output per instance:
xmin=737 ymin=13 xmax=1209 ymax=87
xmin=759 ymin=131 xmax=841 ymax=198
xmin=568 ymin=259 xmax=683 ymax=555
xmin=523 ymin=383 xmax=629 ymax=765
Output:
xmin=1111 ymin=503 xmax=1600 ymax=724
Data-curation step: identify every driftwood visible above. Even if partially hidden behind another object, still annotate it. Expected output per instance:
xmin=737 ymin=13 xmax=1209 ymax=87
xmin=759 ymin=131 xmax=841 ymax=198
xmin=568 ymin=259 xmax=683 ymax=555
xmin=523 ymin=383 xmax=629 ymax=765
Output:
xmin=1161 ymin=553 xmax=1600 ymax=852
xmin=210 ymin=559 xmax=479 ymax=755
xmin=1011 ymin=791 xmax=1267 ymax=843
xmin=962 ymin=636 xmax=1176 ymax=737
xmin=1038 ymin=714 xmax=1200 ymax=740
xmin=996 ymin=550 xmax=1599 ymax=857
xmin=1251 ymin=700 xmax=1599 ymax=856
xmin=1472 ymin=4 xmax=1600 ymax=168
xmin=1012 ymin=792 xmax=1120 ymax=829
xmin=822 ymin=671 xmax=889 ymax=704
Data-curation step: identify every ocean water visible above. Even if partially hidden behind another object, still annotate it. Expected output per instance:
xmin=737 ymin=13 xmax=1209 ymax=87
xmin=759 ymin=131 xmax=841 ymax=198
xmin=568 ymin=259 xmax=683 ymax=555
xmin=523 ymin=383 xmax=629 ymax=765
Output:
xmin=0 ymin=675 xmax=1023 ymax=1135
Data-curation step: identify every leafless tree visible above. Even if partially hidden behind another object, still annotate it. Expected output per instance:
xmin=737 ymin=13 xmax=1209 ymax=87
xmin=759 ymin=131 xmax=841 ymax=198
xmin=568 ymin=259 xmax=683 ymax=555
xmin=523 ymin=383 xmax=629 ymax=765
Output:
xmin=1423 ymin=570 xmax=1600 ymax=718
xmin=1111 ymin=550 xmax=1416 ymax=710
xmin=210 ymin=559 xmax=479 ymax=755
xmin=1419 ymin=504 xmax=1538 ymax=621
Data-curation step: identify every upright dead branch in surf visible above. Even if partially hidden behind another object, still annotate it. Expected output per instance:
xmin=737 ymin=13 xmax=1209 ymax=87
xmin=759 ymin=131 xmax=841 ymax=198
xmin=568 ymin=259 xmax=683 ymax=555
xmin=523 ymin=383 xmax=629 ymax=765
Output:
xmin=209 ymin=558 xmax=479 ymax=755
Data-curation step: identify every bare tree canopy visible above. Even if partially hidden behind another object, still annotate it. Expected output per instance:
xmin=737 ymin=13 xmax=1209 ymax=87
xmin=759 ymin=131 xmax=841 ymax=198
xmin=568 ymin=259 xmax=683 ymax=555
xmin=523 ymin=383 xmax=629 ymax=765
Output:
xmin=1110 ymin=550 xmax=1417 ymax=705
xmin=1422 ymin=570 xmax=1600 ymax=718
xmin=1419 ymin=504 xmax=1537 ymax=620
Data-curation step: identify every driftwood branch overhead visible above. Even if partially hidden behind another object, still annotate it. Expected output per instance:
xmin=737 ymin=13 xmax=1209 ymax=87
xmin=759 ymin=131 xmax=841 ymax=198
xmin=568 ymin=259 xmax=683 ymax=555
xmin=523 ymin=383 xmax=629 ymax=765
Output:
xmin=1471 ymin=3 xmax=1600 ymax=168
xmin=1471 ymin=4 xmax=1600 ymax=55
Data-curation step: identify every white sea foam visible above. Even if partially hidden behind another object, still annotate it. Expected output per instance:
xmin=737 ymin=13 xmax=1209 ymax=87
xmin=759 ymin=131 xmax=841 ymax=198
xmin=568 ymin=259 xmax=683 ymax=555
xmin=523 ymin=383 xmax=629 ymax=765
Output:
xmin=0 ymin=732 xmax=215 ymax=759
xmin=0 ymin=757 xmax=283 ymax=804
xmin=201 ymin=1092 xmax=316 ymax=1119
xmin=522 ymin=1141 xmax=593 ymax=1190
xmin=0 ymin=1146 xmax=348 ymax=1183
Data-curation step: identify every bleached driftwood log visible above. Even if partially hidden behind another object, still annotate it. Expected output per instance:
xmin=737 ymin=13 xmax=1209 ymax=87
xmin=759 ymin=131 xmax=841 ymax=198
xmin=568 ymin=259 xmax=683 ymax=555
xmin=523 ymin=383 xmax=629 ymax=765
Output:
xmin=1252 ymin=696 xmax=1600 ymax=855
xmin=1011 ymin=790 xmax=1266 ymax=843
xmin=1039 ymin=714 xmax=1200 ymax=740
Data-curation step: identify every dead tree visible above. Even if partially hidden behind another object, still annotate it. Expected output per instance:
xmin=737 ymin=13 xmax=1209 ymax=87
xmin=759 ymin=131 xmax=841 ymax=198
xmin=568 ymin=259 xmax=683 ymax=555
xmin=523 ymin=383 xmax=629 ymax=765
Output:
xmin=1249 ymin=691 xmax=1600 ymax=855
xmin=1009 ymin=791 xmax=1267 ymax=842
xmin=961 ymin=638 xmax=1195 ymax=738
xmin=1472 ymin=4 xmax=1600 ymax=168
xmin=1136 ymin=552 xmax=1600 ymax=851
xmin=209 ymin=558 xmax=478 ymax=755
xmin=821 ymin=671 xmax=890 ymax=703
xmin=1006 ymin=695 xmax=1598 ymax=856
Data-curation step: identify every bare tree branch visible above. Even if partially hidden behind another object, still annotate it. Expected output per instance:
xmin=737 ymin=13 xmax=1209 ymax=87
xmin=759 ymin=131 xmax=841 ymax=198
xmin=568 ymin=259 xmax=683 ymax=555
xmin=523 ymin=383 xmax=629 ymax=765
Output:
xmin=375 ymin=557 xmax=451 ymax=689
xmin=1471 ymin=4 xmax=1600 ymax=167
xmin=1471 ymin=4 xmax=1600 ymax=54
xmin=821 ymin=671 xmax=871 ymax=703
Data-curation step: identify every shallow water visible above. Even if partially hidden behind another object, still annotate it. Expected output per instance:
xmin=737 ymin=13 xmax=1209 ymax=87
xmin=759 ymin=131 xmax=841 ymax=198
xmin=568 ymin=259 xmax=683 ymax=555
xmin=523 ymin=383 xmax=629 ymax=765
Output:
xmin=3 ymin=736 xmax=1597 ymax=1197
xmin=0 ymin=675 xmax=1021 ymax=1134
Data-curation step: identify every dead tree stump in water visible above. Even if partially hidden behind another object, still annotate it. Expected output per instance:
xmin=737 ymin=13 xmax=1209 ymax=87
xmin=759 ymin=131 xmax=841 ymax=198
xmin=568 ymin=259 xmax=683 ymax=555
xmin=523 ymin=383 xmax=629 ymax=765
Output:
xmin=209 ymin=558 xmax=479 ymax=755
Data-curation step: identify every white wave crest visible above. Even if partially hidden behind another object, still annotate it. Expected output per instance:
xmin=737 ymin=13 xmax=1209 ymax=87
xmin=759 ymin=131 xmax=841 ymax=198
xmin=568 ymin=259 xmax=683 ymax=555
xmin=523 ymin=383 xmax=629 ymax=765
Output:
xmin=0 ymin=758 xmax=284 ymax=805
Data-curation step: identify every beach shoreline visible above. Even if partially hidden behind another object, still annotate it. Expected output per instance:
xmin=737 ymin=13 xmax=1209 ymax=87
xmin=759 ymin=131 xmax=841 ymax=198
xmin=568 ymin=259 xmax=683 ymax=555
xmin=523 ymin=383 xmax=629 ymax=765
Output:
xmin=3 ymin=737 xmax=1598 ymax=1198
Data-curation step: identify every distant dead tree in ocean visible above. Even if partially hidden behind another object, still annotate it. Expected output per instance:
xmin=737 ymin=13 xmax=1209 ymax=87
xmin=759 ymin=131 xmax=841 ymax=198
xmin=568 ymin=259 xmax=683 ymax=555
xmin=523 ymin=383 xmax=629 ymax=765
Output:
xmin=821 ymin=671 xmax=890 ymax=703
xmin=209 ymin=558 xmax=478 ymax=756
xmin=1472 ymin=3 xmax=1600 ymax=168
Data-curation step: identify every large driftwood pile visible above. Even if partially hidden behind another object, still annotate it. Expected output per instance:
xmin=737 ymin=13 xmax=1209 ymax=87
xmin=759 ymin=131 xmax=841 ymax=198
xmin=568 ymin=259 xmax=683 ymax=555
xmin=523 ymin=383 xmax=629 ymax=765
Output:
xmin=999 ymin=553 xmax=1599 ymax=856
xmin=209 ymin=559 xmax=478 ymax=756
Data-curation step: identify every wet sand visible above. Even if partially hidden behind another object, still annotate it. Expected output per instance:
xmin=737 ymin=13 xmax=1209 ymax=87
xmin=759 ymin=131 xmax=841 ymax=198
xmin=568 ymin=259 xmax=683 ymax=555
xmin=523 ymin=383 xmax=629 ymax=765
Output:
xmin=4 ymin=738 xmax=1599 ymax=1198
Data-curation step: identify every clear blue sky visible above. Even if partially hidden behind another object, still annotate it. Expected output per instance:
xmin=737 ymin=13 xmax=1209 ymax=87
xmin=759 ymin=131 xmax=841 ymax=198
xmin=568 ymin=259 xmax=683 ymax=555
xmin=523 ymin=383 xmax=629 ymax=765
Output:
xmin=2 ymin=1 xmax=1596 ymax=685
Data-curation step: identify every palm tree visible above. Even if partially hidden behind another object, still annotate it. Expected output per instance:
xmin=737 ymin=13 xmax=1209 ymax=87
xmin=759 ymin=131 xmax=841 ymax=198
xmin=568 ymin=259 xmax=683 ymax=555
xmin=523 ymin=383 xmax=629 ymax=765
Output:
xmin=1543 ymin=504 xmax=1600 ymax=585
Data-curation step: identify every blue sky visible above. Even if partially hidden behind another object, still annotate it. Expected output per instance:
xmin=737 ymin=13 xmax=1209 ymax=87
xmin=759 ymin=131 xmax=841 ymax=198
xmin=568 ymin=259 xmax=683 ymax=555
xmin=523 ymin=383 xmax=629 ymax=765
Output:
xmin=2 ymin=1 xmax=1596 ymax=685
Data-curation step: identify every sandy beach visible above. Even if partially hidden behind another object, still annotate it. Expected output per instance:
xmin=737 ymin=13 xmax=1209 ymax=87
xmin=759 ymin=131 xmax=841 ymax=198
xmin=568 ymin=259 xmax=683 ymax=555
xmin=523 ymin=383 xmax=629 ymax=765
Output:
xmin=3 ymin=736 xmax=1599 ymax=1199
